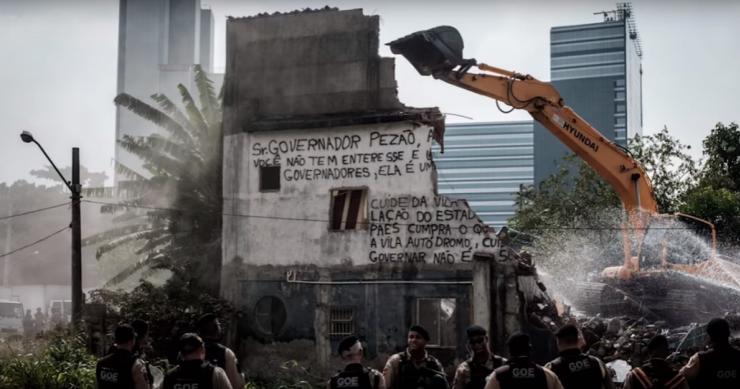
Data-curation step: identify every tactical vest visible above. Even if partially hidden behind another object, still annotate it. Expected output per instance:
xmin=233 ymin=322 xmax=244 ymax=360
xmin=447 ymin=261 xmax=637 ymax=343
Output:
xmin=96 ymin=349 xmax=136 ymax=389
xmin=163 ymin=360 xmax=215 ymax=389
xmin=204 ymin=341 xmax=227 ymax=369
xmin=547 ymin=350 xmax=604 ymax=389
xmin=494 ymin=358 xmax=547 ymax=389
xmin=330 ymin=364 xmax=376 ymax=389
xmin=465 ymin=356 xmax=506 ymax=389
xmin=398 ymin=353 xmax=447 ymax=389
xmin=696 ymin=345 xmax=740 ymax=389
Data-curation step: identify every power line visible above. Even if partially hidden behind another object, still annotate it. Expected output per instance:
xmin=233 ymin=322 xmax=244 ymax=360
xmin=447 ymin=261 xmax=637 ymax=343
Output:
xmin=82 ymin=200 xmax=713 ymax=231
xmin=0 ymin=226 xmax=69 ymax=258
xmin=0 ymin=202 xmax=69 ymax=221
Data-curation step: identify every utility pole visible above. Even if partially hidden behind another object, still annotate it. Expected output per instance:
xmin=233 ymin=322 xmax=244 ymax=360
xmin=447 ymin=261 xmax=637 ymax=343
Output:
xmin=20 ymin=131 xmax=83 ymax=327
xmin=71 ymin=148 xmax=82 ymax=325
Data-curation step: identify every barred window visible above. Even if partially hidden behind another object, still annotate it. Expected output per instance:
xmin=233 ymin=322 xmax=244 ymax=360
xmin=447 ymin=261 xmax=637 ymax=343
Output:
xmin=330 ymin=189 xmax=368 ymax=230
xmin=329 ymin=307 xmax=355 ymax=337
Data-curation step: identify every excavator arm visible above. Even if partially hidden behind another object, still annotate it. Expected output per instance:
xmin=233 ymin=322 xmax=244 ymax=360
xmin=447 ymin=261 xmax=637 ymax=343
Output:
xmin=389 ymin=26 xmax=658 ymax=278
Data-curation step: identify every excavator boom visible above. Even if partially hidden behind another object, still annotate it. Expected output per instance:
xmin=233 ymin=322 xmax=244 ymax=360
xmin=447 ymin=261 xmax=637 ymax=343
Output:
xmin=389 ymin=26 xmax=657 ymax=277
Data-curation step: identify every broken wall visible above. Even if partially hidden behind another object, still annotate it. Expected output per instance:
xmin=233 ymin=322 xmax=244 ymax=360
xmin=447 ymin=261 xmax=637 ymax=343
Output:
xmin=220 ymin=7 xmax=553 ymax=378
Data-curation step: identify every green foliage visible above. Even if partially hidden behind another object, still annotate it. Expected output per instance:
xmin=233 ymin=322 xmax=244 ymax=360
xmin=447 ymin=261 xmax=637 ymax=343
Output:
xmin=511 ymin=155 xmax=620 ymax=233
xmin=89 ymin=280 xmax=234 ymax=363
xmin=681 ymin=180 xmax=740 ymax=245
xmin=628 ymin=126 xmax=699 ymax=213
xmin=0 ymin=333 xmax=96 ymax=389
xmin=676 ymin=122 xmax=740 ymax=245
xmin=87 ymin=64 xmax=223 ymax=293
xmin=699 ymin=122 xmax=740 ymax=190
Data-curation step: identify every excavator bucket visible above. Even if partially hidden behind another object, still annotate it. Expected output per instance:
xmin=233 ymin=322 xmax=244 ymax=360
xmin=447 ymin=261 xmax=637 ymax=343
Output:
xmin=387 ymin=26 xmax=469 ymax=76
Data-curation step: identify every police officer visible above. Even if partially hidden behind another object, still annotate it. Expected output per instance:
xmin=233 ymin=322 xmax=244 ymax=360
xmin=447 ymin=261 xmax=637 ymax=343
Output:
xmin=383 ymin=325 xmax=448 ymax=389
xmin=96 ymin=324 xmax=151 ymax=389
xmin=329 ymin=336 xmax=385 ymax=389
xmin=485 ymin=333 xmax=563 ymax=389
xmin=453 ymin=325 xmax=507 ymax=389
xmin=546 ymin=324 xmax=615 ymax=389
xmin=679 ymin=317 xmax=740 ymax=389
xmin=163 ymin=333 xmax=233 ymax=389
xmin=623 ymin=335 xmax=688 ymax=389
xmin=197 ymin=313 xmax=245 ymax=389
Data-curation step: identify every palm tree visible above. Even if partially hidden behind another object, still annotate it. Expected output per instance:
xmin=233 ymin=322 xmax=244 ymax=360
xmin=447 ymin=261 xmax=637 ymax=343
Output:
xmin=84 ymin=65 xmax=223 ymax=294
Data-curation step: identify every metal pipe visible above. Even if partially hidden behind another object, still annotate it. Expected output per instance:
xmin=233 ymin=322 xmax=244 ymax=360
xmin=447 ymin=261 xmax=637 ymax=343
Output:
xmin=285 ymin=271 xmax=472 ymax=285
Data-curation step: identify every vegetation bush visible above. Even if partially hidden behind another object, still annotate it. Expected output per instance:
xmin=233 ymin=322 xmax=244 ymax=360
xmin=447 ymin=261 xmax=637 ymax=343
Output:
xmin=0 ymin=332 xmax=96 ymax=389
xmin=89 ymin=279 xmax=235 ymax=364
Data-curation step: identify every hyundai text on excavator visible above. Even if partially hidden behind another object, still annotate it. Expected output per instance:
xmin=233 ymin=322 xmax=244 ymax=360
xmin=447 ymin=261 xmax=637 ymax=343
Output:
xmin=388 ymin=26 xmax=740 ymax=324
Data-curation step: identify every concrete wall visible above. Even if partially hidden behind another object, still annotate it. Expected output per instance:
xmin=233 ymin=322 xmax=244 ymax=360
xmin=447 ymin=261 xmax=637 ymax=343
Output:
xmin=222 ymin=9 xmax=402 ymax=135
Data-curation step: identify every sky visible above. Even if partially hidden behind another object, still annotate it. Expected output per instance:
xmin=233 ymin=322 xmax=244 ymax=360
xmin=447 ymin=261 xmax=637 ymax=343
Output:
xmin=1 ymin=0 xmax=739 ymax=186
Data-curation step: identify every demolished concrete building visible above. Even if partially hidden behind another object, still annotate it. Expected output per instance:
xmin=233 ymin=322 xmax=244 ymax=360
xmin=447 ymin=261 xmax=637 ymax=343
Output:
xmin=220 ymin=8 xmax=558 ymax=378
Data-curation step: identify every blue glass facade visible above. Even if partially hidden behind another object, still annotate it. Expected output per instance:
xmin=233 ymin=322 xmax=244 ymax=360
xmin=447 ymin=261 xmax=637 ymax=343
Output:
xmin=432 ymin=121 xmax=533 ymax=228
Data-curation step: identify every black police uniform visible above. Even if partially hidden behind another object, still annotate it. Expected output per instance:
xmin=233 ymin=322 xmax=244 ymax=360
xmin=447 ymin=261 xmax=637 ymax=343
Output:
xmin=330 ymin=363 xmax=380 ymax=389
xmin=398 ymin=353 xmax=448 ymax=389
xmin=547 ymin=349 xmax=605 ymax=389
xmin=204 ymin=341 xmax=227 ymax=369
xmin=627 ymin=358 xmax=685 ymax=389
xmin=96 ymin=348 xmax=137 ymax=389
xmin=464 ymin=356 xmax=507 ymax=389
xmin=163 ymin=360 xmax=215 ymax=389
xmin=493 ymin=357 xmax=548 ymax=389
xmin=695 ymin=345 xmax=740 ymax=389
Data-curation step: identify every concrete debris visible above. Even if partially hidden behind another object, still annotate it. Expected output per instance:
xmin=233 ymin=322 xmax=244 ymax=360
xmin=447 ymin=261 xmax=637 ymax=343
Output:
xmin=576 ymin=313 xmax=740 ymax=372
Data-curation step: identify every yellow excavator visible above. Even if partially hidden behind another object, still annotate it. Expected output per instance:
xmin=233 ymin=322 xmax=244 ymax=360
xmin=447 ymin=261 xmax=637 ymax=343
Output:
xmin=389 ymin=26 xmax=740 ymax=323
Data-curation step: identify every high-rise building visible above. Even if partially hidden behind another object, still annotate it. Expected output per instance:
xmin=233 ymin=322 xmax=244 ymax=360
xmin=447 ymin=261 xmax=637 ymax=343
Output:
xmin=534 ymin=2 xmax=643 ymax=183
xmin=433 ymin=122 xmax=533 ymax=228
xmin=116 ymin=0 xmax=218 ymax=180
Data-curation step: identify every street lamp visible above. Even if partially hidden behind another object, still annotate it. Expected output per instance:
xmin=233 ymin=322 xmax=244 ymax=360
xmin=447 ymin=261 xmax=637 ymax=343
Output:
xmin=20 ymin=130 xmax=83 ymax=326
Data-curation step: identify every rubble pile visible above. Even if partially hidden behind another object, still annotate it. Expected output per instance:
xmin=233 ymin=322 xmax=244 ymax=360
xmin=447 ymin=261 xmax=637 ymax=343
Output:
xmin=576 ymin=313 xmax=740 ymax=383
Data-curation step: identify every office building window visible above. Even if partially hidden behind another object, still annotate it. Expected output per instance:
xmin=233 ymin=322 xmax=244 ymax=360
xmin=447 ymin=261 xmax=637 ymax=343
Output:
xmin=615 ymin=90 xmax=625 ymax=100
xmin=615 ymin=116 xmax=626 ymax=126
xmin=415 ymin=298 xmax=457 ymax=347
xmin=330 ymin=189 xmax=368 ymax=231
xmin=615 ymin=79 xmax=626 ymax=87
xmin=615 ymin=103 xmax=626 ymax=113
xmin=260 ymin=165 xmax=280 ymax=192
xmin=329 ymin=307 xmax=355 ymax=338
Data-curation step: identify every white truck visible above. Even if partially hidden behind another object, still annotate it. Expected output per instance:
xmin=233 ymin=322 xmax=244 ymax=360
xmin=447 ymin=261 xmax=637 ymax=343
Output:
xmin=0 ymin=299 xmax=24 ymax=337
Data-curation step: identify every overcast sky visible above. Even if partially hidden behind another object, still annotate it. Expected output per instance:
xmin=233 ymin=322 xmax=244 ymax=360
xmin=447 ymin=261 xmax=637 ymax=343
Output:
xmin=1 ymin=0 xmax=738 ymax=186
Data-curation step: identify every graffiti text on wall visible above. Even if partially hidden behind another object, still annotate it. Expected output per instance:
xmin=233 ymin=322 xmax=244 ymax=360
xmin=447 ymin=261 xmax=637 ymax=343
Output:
xmin=368 ymin=195 xmax=497 ymax=265
xmin=250 ymin=129 xmax=435 ymax=181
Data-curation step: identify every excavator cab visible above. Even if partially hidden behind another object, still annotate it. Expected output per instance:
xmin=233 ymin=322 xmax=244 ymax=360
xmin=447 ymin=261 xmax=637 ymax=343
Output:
xmin=387 ymin=26 xmax=474 ymax=77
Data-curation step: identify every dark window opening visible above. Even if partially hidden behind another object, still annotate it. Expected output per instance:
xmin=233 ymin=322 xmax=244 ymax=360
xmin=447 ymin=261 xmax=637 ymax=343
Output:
xmin=260 ymin=165 xmax=280 ymax=192
xmin=254 ymin=296 xmax=287 ymax=337
xmin=330 ymin=189 xmax=368 ymax=230
xmin=415 ymin=298 xmax=457 ymax=347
